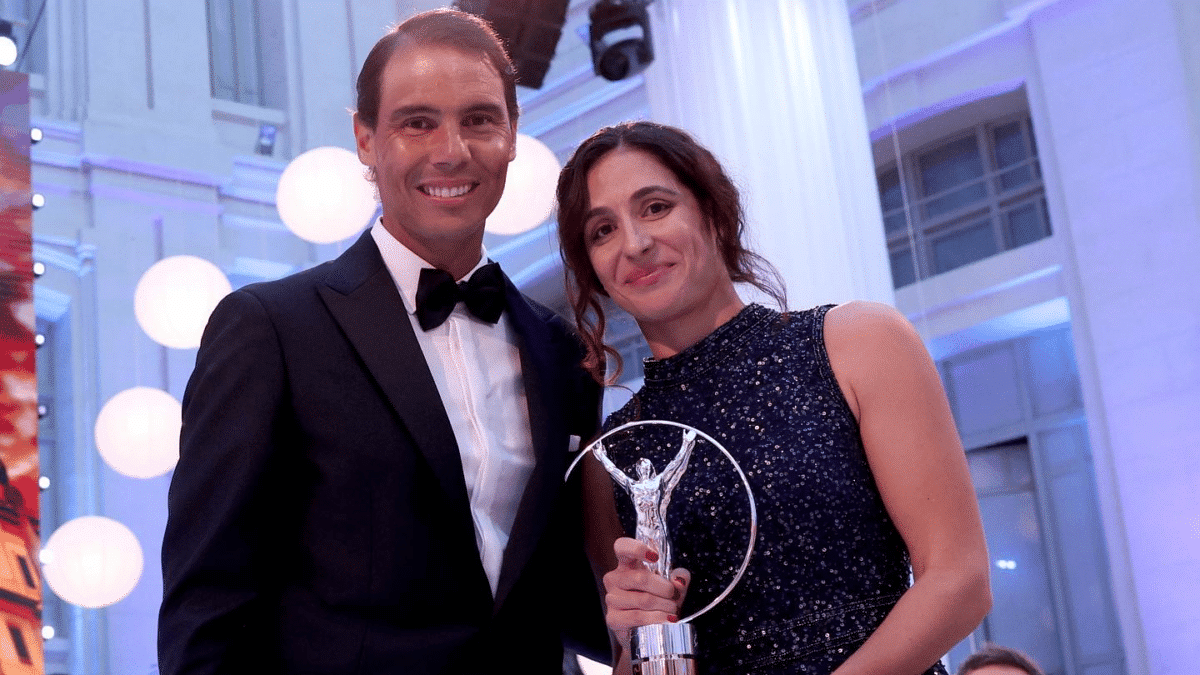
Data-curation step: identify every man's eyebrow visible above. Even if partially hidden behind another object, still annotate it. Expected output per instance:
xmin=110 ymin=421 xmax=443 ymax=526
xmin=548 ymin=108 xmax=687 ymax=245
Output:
xmin=386 ymin=105 xmax=440 ymax=123
xmin=387 ymin=102 xmax=507 ymax=123
xmin=462 ymin=102 xmax=507 ymax=118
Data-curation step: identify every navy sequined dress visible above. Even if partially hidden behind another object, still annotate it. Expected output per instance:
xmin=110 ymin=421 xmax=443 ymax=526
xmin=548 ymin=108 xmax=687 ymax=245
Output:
xmin=604 ymin=304 xmax=948 ymax=675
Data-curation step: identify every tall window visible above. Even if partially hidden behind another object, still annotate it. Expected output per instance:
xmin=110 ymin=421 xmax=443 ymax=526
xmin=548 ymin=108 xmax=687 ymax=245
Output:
xmin=3 ymin=0 xmax=49 ymax=73
xmin=34 ymin=314 xmax=67 ymax=650
xmin=879 ymin=115 xmax=1050 ymax=288
xmin=206 ymin=0 xmax=286 ymax=108
xmin=938 ymin=327 xmax=1125 ymax=675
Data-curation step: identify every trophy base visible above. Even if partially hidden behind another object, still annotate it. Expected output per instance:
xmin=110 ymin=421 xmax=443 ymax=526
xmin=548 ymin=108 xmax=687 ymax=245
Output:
xmin=631 ymin=622 xmax=696 ymax=675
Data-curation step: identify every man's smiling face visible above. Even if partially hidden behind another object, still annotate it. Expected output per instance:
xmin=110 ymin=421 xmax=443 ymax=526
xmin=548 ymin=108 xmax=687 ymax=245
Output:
xmin=354 ymin=43 xmax=516 ymax=272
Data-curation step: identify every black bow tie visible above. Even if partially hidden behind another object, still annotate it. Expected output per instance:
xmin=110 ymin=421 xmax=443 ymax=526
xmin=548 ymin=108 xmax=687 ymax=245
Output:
xmin=415 ymin=262 xmax=506 ymax=331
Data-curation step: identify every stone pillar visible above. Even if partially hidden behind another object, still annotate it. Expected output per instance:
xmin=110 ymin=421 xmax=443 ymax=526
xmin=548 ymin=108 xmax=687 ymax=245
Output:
xmin=644 ymin=0 xmax=892 ymax=309
xmin=1030 ymin=0 xmax=1200 ymax=671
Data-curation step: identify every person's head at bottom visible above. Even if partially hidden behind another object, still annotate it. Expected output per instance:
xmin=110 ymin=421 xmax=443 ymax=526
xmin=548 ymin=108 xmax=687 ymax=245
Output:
xmin=957 ymin=644 xmax=1046 ymax=675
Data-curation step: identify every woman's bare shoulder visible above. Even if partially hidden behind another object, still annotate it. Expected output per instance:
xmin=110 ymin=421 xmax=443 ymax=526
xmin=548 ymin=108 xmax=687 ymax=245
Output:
xmin=824 ymin=300 xmax=918 ymax=355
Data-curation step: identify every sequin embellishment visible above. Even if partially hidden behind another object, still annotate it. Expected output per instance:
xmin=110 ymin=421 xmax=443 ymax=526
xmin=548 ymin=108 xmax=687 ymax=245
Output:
xmin=603 ymin=304 xmax=949 ymax=675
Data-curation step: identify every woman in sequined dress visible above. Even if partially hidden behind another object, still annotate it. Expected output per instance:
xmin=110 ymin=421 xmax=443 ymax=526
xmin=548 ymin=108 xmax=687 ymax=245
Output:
xmin=556 ymin=121 xmax=992 ymax=675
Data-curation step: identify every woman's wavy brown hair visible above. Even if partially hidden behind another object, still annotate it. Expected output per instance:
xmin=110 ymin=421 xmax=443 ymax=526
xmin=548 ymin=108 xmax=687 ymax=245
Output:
xmin=556 ymin=121 xmax=785 ymax=384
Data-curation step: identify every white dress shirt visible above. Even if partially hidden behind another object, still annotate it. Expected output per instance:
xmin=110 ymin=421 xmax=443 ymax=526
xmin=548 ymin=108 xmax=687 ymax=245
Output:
xmin=371 ymin=221 xmax=534 ymax=596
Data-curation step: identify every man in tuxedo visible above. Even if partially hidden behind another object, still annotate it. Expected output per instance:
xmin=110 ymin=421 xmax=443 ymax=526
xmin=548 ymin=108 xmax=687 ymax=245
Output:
xmin=159 ymin=10 xmax=607 ymax=674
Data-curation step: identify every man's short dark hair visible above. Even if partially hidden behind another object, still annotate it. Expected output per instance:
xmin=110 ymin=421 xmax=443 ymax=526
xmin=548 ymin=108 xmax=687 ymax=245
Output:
xmin=355 ymin=8 xmax=520 ymax=130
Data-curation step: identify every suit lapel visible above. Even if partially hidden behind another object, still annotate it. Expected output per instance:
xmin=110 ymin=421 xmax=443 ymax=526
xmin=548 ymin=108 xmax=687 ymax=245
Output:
xmin=318 ymin=237 xmax=574 ymax=609
xmin=316 ymin=233 xmax=474 ymax=535
xmin=492 ymin=281 xmax=571 ymax=610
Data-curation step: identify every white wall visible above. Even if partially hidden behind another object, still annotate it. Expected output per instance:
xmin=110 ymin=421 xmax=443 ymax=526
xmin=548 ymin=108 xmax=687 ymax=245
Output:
xmin=1032 ymin=2 xmax=1200 ymax=671
xmin=854 ymin=0 xmax=1200 ymax=673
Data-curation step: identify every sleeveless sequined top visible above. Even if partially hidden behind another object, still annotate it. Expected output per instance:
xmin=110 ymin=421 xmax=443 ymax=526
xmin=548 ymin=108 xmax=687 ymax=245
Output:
xmin=604 ymin=304 xmax=948 ymax=675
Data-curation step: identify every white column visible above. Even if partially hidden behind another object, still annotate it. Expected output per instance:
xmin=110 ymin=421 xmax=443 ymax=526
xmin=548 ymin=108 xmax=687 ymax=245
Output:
xmin=1029 ymin=1 xmax=1200 ymax=672
xmin=644 ymin=0 xmax=892 ymax=309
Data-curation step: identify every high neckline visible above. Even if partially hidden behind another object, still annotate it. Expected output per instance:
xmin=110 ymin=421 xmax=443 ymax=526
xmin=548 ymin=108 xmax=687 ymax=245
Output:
xmin=641 ymin=303 xmax=776 ymax=387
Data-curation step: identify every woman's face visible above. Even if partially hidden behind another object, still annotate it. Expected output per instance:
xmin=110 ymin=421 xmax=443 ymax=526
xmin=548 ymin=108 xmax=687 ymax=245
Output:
xmin=582 ymin=146 xmax=734 ymax=331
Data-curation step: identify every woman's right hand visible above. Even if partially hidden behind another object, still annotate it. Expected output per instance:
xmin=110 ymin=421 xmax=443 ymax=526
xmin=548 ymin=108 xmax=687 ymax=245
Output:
xmin=603 ymin=537 xmax=690 ymax=649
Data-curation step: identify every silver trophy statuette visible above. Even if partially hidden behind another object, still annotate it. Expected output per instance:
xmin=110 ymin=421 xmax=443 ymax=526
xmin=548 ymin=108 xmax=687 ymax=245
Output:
xmin=592 ymin=428 xmax=696 ymax=578
xmin=567 ymin=421 xmax=757 ymax=675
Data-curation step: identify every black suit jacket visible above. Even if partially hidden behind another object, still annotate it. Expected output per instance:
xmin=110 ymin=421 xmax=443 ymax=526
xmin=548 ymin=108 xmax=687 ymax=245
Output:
xmin=159 ymin=232 xmax=606 ymax=674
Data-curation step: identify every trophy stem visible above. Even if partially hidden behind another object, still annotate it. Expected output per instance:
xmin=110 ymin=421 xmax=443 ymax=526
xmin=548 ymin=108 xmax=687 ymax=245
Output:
xmin=630 ymin=623 xmax=696 ymax=675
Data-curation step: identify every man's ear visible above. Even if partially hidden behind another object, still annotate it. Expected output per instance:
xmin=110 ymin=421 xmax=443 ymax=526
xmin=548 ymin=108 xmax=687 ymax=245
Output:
xmin=352 ymin=112 xmax=375 ymax=166
xmin=508 ymin=122 xmax=518 ymax=162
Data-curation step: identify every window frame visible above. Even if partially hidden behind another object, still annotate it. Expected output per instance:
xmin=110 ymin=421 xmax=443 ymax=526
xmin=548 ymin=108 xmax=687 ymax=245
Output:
xmin=879 ymin=113 xmax=1050 ymax=287
xmin=937 ymin=327 xmax=1126 ymax=675
xmin=205 ymin=0 xmax=286 ymax=109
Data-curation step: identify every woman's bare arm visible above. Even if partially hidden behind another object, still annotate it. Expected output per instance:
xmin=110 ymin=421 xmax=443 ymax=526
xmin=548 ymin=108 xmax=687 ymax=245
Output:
xmin=824 ymin=301 xmax=992 ymax=675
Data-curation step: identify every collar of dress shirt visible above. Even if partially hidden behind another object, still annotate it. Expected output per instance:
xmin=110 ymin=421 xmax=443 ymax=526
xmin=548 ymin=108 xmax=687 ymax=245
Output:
xmin=369 ymin=219 xmax=490 ymax=315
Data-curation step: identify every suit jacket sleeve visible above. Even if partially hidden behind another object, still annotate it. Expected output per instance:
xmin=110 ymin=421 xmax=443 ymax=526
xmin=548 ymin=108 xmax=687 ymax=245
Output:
xmin=159 ymin=289 xmax=294 ymax=675
xmin=553 ymin=314 xmax=612 ymax=662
